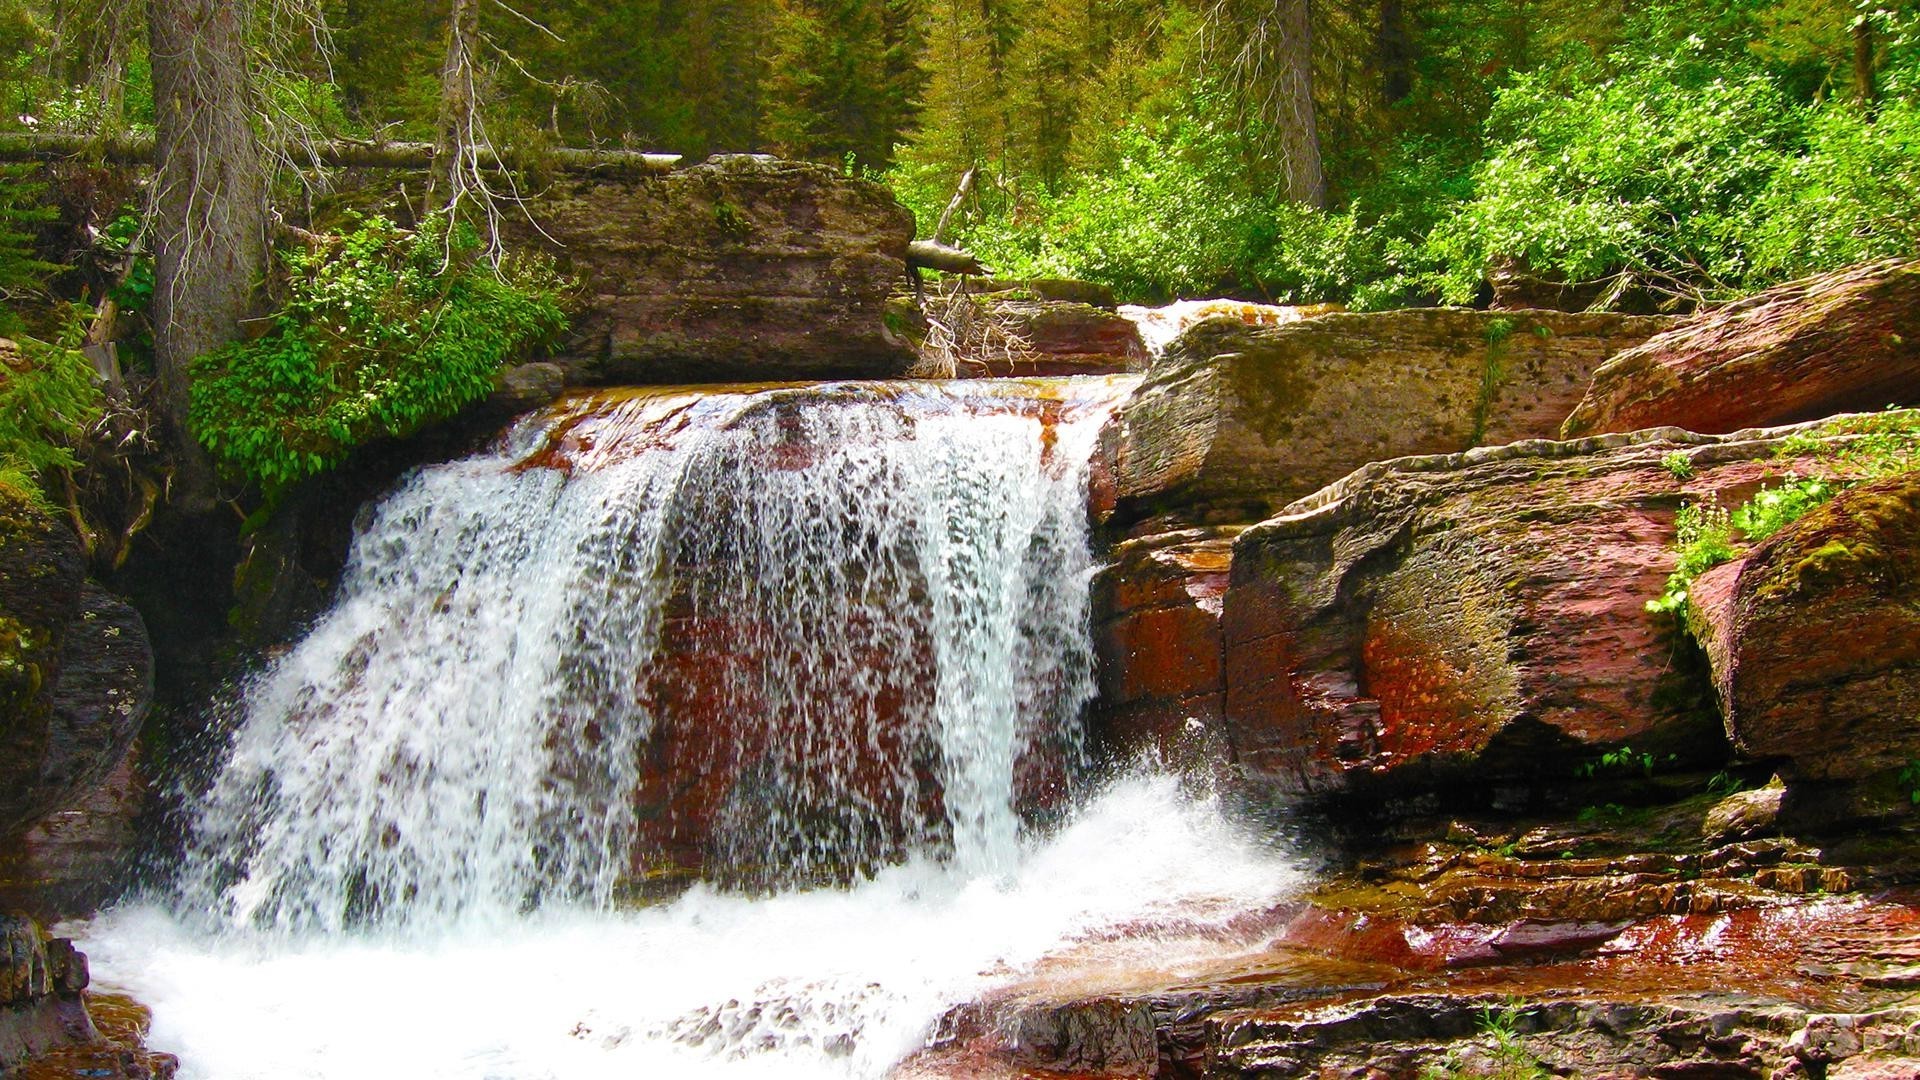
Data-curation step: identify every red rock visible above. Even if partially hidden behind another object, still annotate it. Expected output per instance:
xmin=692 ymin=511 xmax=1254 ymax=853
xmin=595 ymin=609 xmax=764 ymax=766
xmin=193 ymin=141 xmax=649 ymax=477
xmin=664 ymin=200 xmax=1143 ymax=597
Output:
xmin=1090 ymin=529 xmax=1237 ymax=770
xmin=972 ymin=299 xmax=1148 ymax=376
xmin=1685 ymin=472 xmax=1920 ymax=781
xmin=1563 ymin=259 xmax=1920 ymax=439
xmin=1101 ymin=308 xmax=1672 ymax=527
xmin=1215 ymin=423 xmax=1872 ymax=802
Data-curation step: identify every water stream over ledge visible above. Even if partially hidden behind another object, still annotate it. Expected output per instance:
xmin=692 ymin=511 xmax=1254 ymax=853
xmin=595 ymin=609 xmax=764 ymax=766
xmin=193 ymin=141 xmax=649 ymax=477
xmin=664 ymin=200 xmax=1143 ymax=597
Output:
xmin=73 ymin=375 xmax=1307 ymax=1078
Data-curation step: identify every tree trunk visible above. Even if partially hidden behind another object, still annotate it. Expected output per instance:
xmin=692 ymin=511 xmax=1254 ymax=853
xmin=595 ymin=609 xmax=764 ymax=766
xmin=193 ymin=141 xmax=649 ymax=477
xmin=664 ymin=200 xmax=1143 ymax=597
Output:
xmin=1272 ymin=0 xmax=1327 ymax=208
xmin=434 ymin=0 xmax=481 ymax=209
xmin=148 ymin=0 xmax=269 ymax=510
xmin=1854 ymin=15 xmax=1878 ymax=116
xmin=1377 ymin=0 xmax=1412 ymax=104
xmin=0 ymin=132 xmax=680 ymax=174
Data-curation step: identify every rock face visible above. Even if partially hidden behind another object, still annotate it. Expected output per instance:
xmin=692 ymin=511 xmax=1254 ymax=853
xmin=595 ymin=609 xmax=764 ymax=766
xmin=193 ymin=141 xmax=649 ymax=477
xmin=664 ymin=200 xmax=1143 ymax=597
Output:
xmin=1563 ymin=259 xmax=1920 ymax=438
xmin=1686 ymin=472 xmax=1920 ymax=781
xmin=1 ymin=497 xmax=153 ymax=839
xmin=1103 ymin=308 xmax=1672 ymax=526
xmin=514 ymin=154 xmax=919 ymax=384
xmin=1090 ymin=529 xmax=1236 ymax=767
xmin=1216 ymin=423 xmax=1870 ymax=804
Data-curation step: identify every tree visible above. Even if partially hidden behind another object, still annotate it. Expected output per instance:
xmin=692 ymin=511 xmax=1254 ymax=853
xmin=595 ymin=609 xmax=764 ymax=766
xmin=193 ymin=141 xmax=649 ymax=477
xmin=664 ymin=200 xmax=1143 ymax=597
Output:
xmin=1204 ymin=0 xmax=1328 ymax=207
xmin=148 ymin=0 xmax=269 ymax=508
xmin=764 ymin=0 xmax=924 ymax=169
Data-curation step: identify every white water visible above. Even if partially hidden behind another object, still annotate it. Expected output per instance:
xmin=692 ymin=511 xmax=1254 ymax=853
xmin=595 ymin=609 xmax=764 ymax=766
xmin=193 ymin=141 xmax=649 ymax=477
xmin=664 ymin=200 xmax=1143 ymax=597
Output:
xmin=74 ymin=376 xmax=1306 ymax=1077
xmin=80 ymin=773 xmax=1301 ymax=1079
xmin=1119 ymin=298 xmax=1332 ymax=356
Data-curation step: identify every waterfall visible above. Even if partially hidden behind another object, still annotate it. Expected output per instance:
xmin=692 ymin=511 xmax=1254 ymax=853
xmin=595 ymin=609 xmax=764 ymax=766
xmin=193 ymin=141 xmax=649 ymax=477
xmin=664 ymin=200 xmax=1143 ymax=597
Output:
xmin=175 ymin=378 xmax=1131 ymax=932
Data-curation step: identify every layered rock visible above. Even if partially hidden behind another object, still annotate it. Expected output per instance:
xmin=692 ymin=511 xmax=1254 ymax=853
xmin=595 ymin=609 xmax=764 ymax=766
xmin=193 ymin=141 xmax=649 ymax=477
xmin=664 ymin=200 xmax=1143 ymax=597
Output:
xmin=1090 ymin=528 xmax=1236 ymax=768
xmin=1103 ymin=308 xmax=1672 ymax=526
xmin=1 ymin=496 xmax=153 ymax=839
xmin=1216 ymin=423 xmax=1872 ymax=804
xmin=1563 ymin=258 xmax=1920 ymax=438
xmin=1687 ymin=471 xmax=1920 ymax=781
xmin=973 ymin=298 xmax=1147 ymax=376
xmin=512 ymin=154 xmax=918 ymax=384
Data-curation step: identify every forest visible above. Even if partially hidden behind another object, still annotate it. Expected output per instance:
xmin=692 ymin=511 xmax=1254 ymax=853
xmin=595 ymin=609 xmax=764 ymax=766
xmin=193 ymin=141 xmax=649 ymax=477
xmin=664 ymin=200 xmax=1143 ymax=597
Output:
xmin=1 ymin=0 xmax=1918 ymax=511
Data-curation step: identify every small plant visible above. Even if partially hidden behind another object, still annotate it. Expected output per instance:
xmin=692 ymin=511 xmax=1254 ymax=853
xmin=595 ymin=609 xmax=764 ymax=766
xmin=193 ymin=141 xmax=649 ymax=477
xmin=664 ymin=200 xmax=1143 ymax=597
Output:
xmin=1576 ymin=745 xmax=1660 ymax=779
xmin=1898 ymin=759 xmax=1920 ymax=806
xmin=1705 ymin=771 xmax=1747 ymax=798
xmin=1647 ymin=501 xmax=1735 ymax=614
xmin=1661 ymin=451 xmax=1695 ymax=480
xmin=1732 ymin=474 xmax=1836 ymax=541
xmin=0 ymin=335 xmax=104 ymax=506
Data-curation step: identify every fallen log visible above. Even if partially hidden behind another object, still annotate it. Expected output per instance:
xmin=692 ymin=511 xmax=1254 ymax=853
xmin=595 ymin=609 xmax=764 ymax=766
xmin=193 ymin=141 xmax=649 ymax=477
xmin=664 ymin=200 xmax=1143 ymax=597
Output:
xmin=0 ymin=132 xmax=681 ymax=175
xmin=907 ymin=239 xmax=985 ymax=275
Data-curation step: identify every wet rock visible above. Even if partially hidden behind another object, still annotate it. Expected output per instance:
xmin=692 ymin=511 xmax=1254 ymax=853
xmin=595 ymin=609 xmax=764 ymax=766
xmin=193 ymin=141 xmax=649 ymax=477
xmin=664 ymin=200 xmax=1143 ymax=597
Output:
xmin=483 ymin=361 xmax=566 ymax=417
xmin=1217 ymin=422 xmax=1871 ymax=804
xmin=1564 ymin=259 xmax=1920 ymax=438
xmin=1005 ymin=998 xmax=1159 ymax=1078
xmin=1 ymin=496 xmax=153 ymax=839
xmin=1686 ymin=473 xmax=1920 ymax=781
xmin=0 ymin=751 xmax=147 ymax=921
xmin=1704 ymin=780 xmax=1788 ymax=844
xmin=1 ymin=913 xmax=96 ymax=1068
xmin=509 ymin=154 xmax=918 ymax=384
xmin=1102 ymin=308 xmax=1672 ymax=526
xmin=1090 ymin=528 xmax=1237 ymax=770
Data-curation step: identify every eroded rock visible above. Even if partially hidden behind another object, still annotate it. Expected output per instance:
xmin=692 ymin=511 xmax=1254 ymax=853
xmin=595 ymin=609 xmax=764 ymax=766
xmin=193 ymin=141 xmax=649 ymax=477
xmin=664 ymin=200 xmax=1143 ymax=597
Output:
xmin=1563 ymin=259 xmax=1920 ymax=438
xmin=1102 ymin=308 xmax=1672 ymax=526
xmin=1216 ymin=423 xmax=1873 ymax=804
xmin=511 ymin=154 xmax=918 ymax=384
xmin=1686 ymin=472 xmax=1920 ymax=782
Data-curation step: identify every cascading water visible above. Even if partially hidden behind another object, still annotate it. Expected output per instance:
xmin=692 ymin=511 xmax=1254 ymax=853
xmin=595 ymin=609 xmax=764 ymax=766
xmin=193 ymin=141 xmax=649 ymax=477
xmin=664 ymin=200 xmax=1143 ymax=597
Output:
xmin=76 ymin=376 xmax=1305 ymax=1079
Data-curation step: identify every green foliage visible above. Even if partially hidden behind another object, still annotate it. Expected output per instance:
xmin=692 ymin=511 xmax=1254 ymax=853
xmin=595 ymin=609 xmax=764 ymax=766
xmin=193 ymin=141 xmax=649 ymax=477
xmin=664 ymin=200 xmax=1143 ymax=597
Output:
xmin=189 ymin=214 xmax=569 ymax=494
xmin=0 ymin=165 xmax=63 ymax=335
xmin=1648 ymin=501 xmax=1736 ymax=614
xmin=1732 ymin=475 xmax=1838 ymax=540
xmin=1898 ymin=759 xmax=1920 ymax=806
xmin=0 ymin=335 xmax=104 ymax=504
xmin=1662 ymin=451 xmax=1696 ymax=480
xmin=1575 ymin=745 xmax=1675 ymax=778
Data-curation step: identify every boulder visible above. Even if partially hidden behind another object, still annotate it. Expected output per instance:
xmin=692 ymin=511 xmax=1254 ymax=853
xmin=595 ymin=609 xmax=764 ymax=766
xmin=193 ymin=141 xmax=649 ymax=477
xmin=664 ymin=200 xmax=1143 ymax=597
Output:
xmin=1215 ymin=422 xmax=1871 ymax=804
xmin=510 ymin=154 xmax=919 ymax=384
xmin=1685 ymin=472 xmax=1920 ymax=781
xmin=1563 ymin=259 xmax=1920 ymax=438
xmin=1102 ymin=308 xmax=1673 ymax=527
xmin=1 ymin=495 xmax=153 ymax=839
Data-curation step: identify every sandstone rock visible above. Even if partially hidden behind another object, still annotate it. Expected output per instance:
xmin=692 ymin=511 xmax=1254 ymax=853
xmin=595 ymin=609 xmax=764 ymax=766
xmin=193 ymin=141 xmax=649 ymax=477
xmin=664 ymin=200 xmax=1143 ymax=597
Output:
xmin=1103 ymin=308 xmax=1673 ymax=526
xmin=0 ymin=496 xmax=153 ymax=839
xmin=973 ymin=298 xmax=1147 ymax=376
xmin=1216 ymin=422 xmax=1869 ymax=803
xmin=1704 ymin=780 xmax=1788 ymax=844
xmin=1563 ymin=259 xmax=1920 ymax=438
xmin=1686 ymin=473 xmax=1920 ymax=782
xmin=973 ymin=277 xmax=1119 ymax=307
xmin=1090 ymin=528 xmax=1236 ymax=769
xmin=509 ymin=154 xmax=918 ymax=384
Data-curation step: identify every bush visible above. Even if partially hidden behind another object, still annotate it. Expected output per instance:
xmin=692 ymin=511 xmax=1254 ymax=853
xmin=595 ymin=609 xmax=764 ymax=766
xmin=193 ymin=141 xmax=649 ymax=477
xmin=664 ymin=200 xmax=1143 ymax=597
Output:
xmin=1422 ymin=51 xmax=1801 ymax=305
xmin=189 ymin=214 xmax=569 ymax=494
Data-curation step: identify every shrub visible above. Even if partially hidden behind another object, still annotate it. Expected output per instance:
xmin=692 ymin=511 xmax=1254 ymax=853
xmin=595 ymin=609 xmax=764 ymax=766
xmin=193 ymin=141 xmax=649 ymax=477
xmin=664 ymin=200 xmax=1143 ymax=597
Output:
xmin=189 ymin=214 xmax=569 ymax=494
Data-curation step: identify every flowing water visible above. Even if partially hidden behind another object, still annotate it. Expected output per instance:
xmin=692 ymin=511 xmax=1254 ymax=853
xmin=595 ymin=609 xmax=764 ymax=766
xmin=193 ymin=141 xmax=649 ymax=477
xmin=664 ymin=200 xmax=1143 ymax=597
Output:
xmin=75 ymin=375 xmax=1305 ymax=1078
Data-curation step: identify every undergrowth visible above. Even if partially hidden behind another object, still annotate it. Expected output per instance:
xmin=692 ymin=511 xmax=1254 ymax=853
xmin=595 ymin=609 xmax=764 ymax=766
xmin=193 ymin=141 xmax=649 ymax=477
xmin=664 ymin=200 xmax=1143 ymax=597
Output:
xmin=189 ymin=214 xmax=569 ymax=495
xmin=1649 ymin=410 xmax=1920 ymax=615
xmin=0 ymin=332 xmax=104 ymax=506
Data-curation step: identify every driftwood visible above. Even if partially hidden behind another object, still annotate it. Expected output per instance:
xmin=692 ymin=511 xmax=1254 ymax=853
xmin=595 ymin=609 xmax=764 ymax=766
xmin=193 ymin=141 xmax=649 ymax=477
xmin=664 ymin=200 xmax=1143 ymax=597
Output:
xmin=0 ymin=132 xmax=681 ymax=175
xmin=907 ymin=239 xmax=985 ymax=275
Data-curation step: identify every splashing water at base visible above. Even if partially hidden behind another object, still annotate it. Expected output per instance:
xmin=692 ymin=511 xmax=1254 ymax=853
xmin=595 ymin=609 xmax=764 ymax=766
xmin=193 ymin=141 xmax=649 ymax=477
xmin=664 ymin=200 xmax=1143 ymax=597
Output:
xmin=78 ymin=773 xmax=1303 ymax=1079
